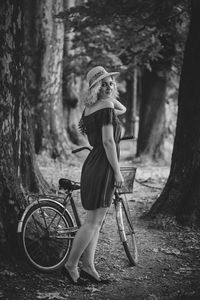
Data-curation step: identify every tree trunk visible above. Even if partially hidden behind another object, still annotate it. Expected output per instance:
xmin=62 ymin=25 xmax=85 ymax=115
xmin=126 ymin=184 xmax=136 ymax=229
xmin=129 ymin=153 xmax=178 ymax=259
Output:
xmin=123 ymin=72 xmax=139 ymax=138
xmin=23 ymin=0 xmax=44 ymax=153
xmin=24 ymin=0 xmax=71 ymax=158
xmin=149 ymin=0 xmax=200 ymax=226
xmin=63 ymin=78 xmax=85 ymax=145
xmin=62 ymin=0 xmax=86 ymax=145
xmin=136 ymin=68 xmax=166 ymax=161
xmin=0 ymin=0 xmax=47 ymax=253
xmin=40 ymin=0 xmax=72 ymax=158
xmin=124 ymin=77 xmax=134 ymax=136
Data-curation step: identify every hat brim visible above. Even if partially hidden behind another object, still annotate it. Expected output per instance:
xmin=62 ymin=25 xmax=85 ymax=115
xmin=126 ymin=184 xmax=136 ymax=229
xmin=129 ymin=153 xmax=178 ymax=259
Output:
xmin=89 ymin=72 xmax=119 ymax=88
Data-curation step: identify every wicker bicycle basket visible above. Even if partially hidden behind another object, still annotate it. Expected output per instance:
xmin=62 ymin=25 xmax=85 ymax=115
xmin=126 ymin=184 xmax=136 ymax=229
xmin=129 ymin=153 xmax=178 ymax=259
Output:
xmin=119 ymin=166 xmax=137 ymax=194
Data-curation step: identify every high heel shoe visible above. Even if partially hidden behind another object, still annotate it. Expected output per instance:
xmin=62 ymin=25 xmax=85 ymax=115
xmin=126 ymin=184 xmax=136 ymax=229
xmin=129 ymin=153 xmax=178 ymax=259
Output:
xmin=80 ymin=269 xmax=111 ymax=284
xmin=61 ymin=266 xmax=87 ymax=286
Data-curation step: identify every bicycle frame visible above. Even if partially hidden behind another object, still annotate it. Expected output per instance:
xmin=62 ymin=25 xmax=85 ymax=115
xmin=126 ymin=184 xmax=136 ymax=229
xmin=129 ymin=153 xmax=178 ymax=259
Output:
xmin=67 ymin=191 xmax=82 ymax=227
xmin=18 ymin=135 xmax=137 ymax=271
xmin=18 ymin=136 xmax=134 ymax=237
xmin=100 ymin=189 xmax=123 ymax=232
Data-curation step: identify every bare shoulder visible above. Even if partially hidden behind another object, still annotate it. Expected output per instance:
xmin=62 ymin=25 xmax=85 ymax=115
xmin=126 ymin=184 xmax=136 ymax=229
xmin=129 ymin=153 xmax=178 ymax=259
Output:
xmin=100 ymin=99 xmax=114 ymax=109
xmin=84 ymin=101 xmax=114 ymax=116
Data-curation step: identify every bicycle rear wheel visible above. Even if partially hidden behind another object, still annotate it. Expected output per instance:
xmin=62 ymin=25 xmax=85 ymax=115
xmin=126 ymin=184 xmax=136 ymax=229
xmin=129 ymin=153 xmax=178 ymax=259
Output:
xmin=20 ymin=200 xmax=74 ymax=272
xmin=116 ymin=195 xmax=138 ymax=266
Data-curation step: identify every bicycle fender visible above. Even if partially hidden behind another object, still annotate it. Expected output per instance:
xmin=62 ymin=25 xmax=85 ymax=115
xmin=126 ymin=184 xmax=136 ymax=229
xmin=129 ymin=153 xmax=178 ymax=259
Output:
xmin=17 ymin=198 xmax=74 ymax=233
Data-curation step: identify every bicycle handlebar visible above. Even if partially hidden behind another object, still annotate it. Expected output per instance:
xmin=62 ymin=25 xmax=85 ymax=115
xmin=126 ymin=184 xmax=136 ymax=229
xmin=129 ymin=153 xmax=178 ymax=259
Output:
xmin=72 ymin=146 xmax=92 ymax=154
xmin=72 ymin=136 xmax=135 ymax=154
xmin=120 ymin=135 xmax=135 ymax=141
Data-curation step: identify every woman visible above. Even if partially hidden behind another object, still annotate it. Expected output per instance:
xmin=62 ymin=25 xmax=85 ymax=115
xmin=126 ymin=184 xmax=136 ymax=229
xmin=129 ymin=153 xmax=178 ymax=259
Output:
xmin=62 ymin=66 xmax=126 ymax=285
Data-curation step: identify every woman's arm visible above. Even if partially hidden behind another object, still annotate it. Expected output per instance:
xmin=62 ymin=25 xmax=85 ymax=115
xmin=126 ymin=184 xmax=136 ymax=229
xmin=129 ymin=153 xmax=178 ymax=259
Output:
xmin=102 ymin=124 xmax=124 ymax=188
xmin=103 ymin=98 xmax=126 ymax=115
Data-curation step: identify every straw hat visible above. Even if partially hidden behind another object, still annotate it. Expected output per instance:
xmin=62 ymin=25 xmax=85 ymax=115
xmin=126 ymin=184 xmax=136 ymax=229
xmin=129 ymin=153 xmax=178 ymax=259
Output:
xmin=86 ymin=66 xmax=119 ymax=88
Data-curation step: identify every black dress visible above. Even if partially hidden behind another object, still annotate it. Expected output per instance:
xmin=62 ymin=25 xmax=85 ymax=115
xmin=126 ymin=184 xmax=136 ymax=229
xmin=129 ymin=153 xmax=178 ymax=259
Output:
xmin=79 ymin=107 xmax=121 ymax=210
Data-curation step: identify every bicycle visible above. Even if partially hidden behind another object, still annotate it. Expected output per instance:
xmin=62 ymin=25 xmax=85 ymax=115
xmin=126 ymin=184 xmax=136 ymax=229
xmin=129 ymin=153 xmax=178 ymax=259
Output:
xmin=17 ymin=137 xmax=138 ymax=272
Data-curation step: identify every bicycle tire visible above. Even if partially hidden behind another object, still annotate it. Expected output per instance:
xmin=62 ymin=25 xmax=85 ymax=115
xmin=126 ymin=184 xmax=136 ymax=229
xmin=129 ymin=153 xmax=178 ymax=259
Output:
xmin=116 ymin=195 xmax=138 ymax=266
xmin=20 ymin=200 xmax=74 ymax=272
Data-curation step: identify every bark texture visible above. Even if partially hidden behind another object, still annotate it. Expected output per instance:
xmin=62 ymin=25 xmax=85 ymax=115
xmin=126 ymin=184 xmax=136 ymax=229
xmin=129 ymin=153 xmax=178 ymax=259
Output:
xmin=62 ymin=0 xmax=86 ymax=145
xmin=124 ymin=77 xmax=135 ymax=136
xmin=149 ymin=0 xmax=200 ymax=226
xmin=0 ymin=0 xmax=29 ymax=252
xmin=0 ymin=0 xmax=48 ymax=253
xmin=24 ymin=0 xmax=72 ymax=158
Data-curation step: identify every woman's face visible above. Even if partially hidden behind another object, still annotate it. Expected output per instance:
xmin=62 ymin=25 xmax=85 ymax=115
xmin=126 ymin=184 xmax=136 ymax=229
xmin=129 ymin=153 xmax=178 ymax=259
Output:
xmin=99 ymin=76 xmax=115 ymax=99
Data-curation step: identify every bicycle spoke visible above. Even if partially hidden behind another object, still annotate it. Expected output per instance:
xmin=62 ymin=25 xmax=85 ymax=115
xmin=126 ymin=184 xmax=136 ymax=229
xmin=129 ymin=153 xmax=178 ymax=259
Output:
xmin=31 ymin=214 xmax=47 ymax=234
xmin=25 ymin=240 xmax=44 ymax=259
xmin=24 ymin=237 xmax=40 ymax=248
xmin=45 ymin=210 xmax=62 ymax=231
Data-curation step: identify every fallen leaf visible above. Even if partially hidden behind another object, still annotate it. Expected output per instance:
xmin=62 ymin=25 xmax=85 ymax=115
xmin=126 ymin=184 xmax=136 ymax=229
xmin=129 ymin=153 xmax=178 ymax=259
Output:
xmin=84 ymin=287 xmax=101 ymax=293
xmin=160 ymin=247 xmax=181 ymax=256
xmin=152 ymin=248 xmax=159 ymax=253
xmin=148 ymin=294 xmax=158 ymax=300
xmin=36 ymin=291 xmax=67 ymax=300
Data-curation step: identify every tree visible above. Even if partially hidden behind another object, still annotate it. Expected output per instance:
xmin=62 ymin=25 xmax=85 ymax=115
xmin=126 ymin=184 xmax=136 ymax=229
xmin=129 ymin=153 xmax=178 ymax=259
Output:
xmin=136 ymin=66 xmax=167 ymax=161
xmin=24 ymin=0 xmax=72 ymax=159
xmin=62 ymin=0 xmax=86 ymax=145
xmin=136 ymin=1 xmax=189 ymax=161
xmin=0 ymin=0 xmax=49 ymax=253
xmin=149 ymin=0 xmax=200 ymax=226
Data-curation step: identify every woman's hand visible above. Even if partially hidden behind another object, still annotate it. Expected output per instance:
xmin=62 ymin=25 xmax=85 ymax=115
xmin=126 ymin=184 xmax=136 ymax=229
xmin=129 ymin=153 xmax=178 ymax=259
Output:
xmin=108 ymin=98 xmax=126 ymax=115
xmin=114 ymin=171 xmax=124 ymax=188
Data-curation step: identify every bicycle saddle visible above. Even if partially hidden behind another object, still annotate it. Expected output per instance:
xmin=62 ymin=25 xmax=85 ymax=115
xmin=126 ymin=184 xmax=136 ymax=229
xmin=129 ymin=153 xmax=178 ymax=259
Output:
xmin=59 ymin=178 xmax=80 ymax=191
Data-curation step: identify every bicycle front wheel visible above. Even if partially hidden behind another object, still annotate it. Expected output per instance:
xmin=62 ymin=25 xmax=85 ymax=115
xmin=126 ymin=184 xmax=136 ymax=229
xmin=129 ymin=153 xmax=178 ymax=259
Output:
xmin=116 ymin=195 xmax=138 ymax=266
xmin=20 ymin=200 xmax=74 ymax=272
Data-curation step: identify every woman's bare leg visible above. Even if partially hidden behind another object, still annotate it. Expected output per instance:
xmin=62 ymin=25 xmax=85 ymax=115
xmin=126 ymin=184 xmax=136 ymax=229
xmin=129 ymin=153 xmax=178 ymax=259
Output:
xmin=81 ymin=227 xmax=100 ymax=279
xmin=64 ymin=207 xmax=108 ymax=281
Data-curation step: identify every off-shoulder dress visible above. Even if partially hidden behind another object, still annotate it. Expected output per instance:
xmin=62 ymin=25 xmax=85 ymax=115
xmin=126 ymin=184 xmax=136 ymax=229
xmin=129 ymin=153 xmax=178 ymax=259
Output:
xmin=79 ymin=107 xmax=121 ymax=210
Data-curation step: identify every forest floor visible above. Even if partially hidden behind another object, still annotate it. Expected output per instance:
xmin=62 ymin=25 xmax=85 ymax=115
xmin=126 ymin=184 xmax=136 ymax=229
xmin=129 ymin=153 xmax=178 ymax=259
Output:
xmin=0 ymin=141 xmax=200 ymax=300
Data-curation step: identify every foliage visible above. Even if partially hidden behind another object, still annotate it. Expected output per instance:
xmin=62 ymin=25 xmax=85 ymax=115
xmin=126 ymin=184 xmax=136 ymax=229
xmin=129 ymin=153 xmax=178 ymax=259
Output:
xmin=57 ymin=0 xmax=190 ymax=77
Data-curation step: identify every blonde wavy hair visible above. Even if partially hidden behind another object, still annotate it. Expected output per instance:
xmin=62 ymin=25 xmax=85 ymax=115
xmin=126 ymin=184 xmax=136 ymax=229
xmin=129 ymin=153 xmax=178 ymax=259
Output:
xmin=83 ymin=76 xmax=119 ymax=107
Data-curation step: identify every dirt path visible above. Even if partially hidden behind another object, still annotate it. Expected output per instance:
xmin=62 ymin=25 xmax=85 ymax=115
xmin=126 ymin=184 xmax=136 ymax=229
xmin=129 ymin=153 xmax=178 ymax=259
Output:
xmin=0 ymin=149 xmax=200 ymax=300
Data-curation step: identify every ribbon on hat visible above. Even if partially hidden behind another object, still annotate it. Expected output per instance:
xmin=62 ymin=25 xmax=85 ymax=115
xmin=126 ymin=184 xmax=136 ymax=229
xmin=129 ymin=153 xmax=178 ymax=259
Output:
xmin=89 ymin=70 xmax=105 ymax=87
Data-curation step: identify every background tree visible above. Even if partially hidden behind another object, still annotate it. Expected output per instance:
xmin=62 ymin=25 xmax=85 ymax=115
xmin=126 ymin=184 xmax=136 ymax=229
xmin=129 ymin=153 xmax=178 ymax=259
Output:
xmin=149 ymin=0 xmax=200 ymax=226
xmin=62 ymin=0 xmax=86 ymax=145
xmin=24 ymin=0 xmax=72 ymax=159
xmin=137 ymin=1 xmax=189 ymax=161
